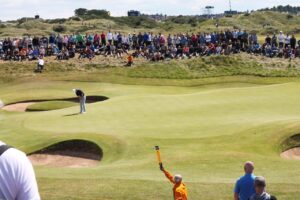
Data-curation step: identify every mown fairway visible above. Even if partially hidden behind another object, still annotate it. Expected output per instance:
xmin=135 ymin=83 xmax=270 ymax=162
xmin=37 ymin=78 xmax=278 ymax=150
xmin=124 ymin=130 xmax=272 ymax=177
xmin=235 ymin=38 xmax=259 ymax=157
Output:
xmin=1 ymin=75 xmax=300 ymax=200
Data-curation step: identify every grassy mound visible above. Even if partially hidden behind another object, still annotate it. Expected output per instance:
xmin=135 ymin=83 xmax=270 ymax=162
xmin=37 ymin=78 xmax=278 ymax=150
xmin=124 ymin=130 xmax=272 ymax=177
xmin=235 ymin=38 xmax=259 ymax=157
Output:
xmin=1 ymin=11 xmax=300 ymax=37
xmin=281 ymin=134 xmax=300 ymax=151
xmin=28 ymin=139 xmax=103 ymax=161
xmin=1 ymin=54 xmax=300 ymax=85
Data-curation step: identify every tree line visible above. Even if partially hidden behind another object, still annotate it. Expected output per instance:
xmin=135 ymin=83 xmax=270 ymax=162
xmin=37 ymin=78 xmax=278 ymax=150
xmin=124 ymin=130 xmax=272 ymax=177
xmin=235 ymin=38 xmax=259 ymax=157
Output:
xmin=259 ymin=5 xmax=300 ymax=14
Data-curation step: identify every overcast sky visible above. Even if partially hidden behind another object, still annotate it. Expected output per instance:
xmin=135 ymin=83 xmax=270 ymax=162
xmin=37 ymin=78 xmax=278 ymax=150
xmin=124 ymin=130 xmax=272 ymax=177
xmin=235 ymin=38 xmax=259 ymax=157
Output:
xmin=0 ymin=0 xmax=299 ymax=21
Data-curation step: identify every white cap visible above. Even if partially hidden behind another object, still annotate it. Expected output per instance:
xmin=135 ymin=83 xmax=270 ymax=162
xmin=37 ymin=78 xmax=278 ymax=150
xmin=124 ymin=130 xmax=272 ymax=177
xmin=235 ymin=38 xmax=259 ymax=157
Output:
xmin=72 ymin=89 xmax=76 ymax=92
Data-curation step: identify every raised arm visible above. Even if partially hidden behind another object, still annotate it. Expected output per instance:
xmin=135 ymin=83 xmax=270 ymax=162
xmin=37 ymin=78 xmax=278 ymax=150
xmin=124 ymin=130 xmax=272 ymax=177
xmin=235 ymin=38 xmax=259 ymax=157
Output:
xmin=163 ymin=170 xmax=175 ymax=184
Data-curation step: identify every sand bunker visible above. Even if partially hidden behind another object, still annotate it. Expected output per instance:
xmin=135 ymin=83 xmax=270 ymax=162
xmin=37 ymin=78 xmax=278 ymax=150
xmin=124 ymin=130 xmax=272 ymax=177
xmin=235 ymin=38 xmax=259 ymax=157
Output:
xmin=2 ymin=102 xmax=35 ymax=112
xmin=28 ymin=140 xmax=103 ymax=168
xmin=1 ymin=96 xmax=108 ymax=112
xmin=29 ymin=152 xmax=99 ymax=168
xmin=281 ymin=147 xmax=300 ymax=160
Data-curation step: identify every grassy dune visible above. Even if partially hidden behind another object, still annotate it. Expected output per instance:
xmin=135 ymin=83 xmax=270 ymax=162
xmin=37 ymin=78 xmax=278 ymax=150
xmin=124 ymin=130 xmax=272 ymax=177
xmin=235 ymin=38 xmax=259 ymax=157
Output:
xmin=1 ymin=53 xmax=300 ymax=85
xmin=1 ymin=11 xmax=300 ymax=37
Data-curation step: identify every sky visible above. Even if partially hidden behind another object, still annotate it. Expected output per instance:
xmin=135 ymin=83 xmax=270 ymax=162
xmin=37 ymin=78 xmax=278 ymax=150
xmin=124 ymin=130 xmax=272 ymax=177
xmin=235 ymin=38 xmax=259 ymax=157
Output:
xmin=0 ymin=0 xmax=299 ymax=21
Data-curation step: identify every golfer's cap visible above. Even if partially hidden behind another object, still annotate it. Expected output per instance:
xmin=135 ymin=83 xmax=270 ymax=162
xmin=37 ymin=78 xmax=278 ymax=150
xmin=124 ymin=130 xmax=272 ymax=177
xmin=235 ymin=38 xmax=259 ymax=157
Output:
xmin=254 ymin=176 xmax=266 ymax=187
xmin=72 ymin=89 xmax=76 ymax=92
xmin=280 ymin=31 xmax=283 ymax=33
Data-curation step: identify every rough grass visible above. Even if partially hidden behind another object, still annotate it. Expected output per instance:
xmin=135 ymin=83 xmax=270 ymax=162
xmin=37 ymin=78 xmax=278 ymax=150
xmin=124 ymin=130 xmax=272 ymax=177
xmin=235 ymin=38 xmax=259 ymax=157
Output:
xmin=1 ymin=54 xmax=300 ymax=85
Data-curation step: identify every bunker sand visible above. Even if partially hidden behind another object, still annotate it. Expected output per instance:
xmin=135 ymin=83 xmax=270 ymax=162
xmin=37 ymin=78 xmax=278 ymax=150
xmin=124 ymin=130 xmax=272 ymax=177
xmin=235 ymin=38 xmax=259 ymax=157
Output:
xmin=28 ymin=153 xmax=99 ymax=168
xmin=2 ymin=102 xmax=35 ymax=112
xmin=281 ymin=148 xmax=300 ymax=160
xmin=28 ymin=140 xmax=102 ymax=168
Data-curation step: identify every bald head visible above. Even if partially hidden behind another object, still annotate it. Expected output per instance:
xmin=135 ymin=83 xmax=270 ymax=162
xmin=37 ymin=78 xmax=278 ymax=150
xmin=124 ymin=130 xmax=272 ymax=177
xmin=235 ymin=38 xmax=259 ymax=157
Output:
xmin=244 ymin=161 xmax=254 ymax=174
xmin=174 ymin=174 xmax=182 ymax=184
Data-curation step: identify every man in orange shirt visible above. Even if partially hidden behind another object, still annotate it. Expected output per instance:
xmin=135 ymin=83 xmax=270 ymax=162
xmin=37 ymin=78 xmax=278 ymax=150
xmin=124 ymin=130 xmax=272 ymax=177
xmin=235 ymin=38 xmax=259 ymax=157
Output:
xmin=126 ymin=54 xmax=133 ymax=67
xmin=160 ymin=164 xmax=188 ymax=200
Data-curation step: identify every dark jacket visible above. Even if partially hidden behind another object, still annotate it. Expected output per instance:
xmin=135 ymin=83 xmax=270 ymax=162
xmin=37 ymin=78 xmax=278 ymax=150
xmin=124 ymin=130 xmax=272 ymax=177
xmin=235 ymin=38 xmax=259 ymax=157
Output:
xmin=75 ymin=89 xmax=85 ymax=97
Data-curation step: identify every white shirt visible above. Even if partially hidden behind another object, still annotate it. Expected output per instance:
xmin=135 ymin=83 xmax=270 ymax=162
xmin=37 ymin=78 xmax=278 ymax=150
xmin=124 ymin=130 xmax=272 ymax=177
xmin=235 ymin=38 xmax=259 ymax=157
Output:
xmin=38 ymin=59 xmax=44 ymax=66
xmin=107 ymin=32 xmax=113 ymax=40
xmin=205 ymin=35 xmax=212 ymax=43
xmin=0 ymin=142 xmax=40 ymax=200
xmin=285 ymin=36 xmax=290 ymax=44
xmin=278 ymin=34 xmax=285 ymax=43
xmin=113 ymin=34 xmax=118 ymax=41
xmin=12 ymin=40 xmax=17 ymax=47
xmin=122 ymin=36 xmax=126 ymax=44
xmin=233 ymin=31 xmax=238 ymax=39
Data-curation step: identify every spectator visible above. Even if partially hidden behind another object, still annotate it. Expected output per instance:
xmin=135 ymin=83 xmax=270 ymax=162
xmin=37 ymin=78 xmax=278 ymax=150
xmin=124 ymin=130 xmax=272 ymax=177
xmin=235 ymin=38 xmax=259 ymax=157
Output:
xmin=278 ymin=31 xmax=285 ymax=48
xmin=126 ymin=54 xmax=133 ymax=67
xmin=265 ymin=34 xmax=271 ymax=45
xmin=0 ymin=30 xmax=299 ymax=63
xmin=35 ymin=56 xmax=44 ymax=73
xmin=0 ymin=141 xmax=41 ymax=200
xmin=285 ymin=34 xmax=290 ymax=48
xmin=159 ymin=163 xmax=187 ymax=200
xmin=101 ymin=32 xmax=106 ymax=46
xmin=234 ymin=161 xmax=256 ymax=200
xmin=290 ymin=35 xmax=296 ymax=49
xmin=271 ymin=34 xmax=277 ymax=47
xmin=249 ymin=176 xmax=274 ymax=200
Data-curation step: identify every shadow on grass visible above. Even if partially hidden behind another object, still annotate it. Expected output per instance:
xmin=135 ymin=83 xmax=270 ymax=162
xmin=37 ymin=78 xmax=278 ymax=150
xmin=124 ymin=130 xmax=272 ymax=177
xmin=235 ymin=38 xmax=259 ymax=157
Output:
xmin=12 ymin=96 xmax=109 ymax=104
xmin=63 ymin=113 xmax=81 ymax=117
xmin=3 ymin=95 xmax=108 ymax=112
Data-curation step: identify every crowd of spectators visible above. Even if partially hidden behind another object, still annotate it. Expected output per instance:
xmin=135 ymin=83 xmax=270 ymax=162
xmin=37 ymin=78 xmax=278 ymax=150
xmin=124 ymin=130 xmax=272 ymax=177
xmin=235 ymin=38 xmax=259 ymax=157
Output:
xmin=0 ymin=30 xmax=299 ymax=63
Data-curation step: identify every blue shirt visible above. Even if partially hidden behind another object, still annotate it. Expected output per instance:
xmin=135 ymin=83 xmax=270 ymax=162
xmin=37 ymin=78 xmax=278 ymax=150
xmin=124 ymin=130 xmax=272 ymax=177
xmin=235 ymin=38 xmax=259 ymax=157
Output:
xmin=143 ymin=34 xmax=149 ymax=42
xmin=234 ymin=173 xmax=256 ymax=200
xmin=211 ymin=34 xmax=216 ymax=44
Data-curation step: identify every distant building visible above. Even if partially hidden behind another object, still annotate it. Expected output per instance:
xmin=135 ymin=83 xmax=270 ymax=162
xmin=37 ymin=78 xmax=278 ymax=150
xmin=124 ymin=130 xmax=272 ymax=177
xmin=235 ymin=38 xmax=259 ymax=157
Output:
xmin=224 ymin=10 xmax=238 ymax=15
xmin=35 ymin=15 xmax=40 ymax=19
xmin=128 ymin=10 xmax=141 ymax=17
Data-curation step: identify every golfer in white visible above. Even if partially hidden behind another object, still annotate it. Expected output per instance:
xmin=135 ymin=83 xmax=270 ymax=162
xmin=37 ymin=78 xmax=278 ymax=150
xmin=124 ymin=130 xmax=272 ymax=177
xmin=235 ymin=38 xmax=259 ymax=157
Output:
xmin=73 ymin=89 xmax=86 ymax=114
xmin=0 ymin=141 xmax=40 ymax=200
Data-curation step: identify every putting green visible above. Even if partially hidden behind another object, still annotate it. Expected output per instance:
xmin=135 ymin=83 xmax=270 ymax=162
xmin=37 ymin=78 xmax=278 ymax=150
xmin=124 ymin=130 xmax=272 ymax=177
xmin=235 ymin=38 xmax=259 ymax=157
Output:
xmin=1 ymin=79 xmax=300 ymax=200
